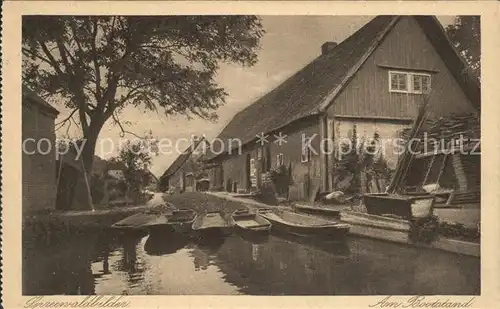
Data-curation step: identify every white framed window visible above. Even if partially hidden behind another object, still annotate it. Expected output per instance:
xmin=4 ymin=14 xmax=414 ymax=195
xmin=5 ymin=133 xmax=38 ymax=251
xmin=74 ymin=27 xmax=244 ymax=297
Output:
xmin=389 ymin=71 xmax=431 ymax=94
xmin=389 ymin=72 xmax=408 ymax=92
xmin=301 ymin=147 xmax=311 ymax=163
xmin=276 ymin=153 xmax=284 ymax=166
xmin=412 ymin=74 xmax=431 ymax=94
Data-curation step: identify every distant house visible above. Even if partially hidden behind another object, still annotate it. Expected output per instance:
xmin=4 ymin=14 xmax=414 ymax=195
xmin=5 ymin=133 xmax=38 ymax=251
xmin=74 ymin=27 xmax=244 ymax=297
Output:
xmin=143 ymin=169 xmax=159 ymax=191
xmin=22 ymin=86 xmax=60 ymax=213
xmin=204 ymin=16 xmax=480 ymax=201
xmin=159 ymin=137 xmax=209 ymax=192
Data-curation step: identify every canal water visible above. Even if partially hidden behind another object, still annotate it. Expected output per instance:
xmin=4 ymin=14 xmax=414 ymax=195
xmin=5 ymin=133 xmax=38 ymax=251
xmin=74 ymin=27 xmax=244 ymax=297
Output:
xmin=23 ymin=231 xmax=480 ymax=295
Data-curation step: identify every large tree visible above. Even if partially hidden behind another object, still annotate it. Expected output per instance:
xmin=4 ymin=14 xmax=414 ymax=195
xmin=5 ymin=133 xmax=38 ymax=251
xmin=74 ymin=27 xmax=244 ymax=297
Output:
xmin=22 ymin=16 xmax=264 ymax=175
xmin=445 ymin=16 xmax=480 ymax=78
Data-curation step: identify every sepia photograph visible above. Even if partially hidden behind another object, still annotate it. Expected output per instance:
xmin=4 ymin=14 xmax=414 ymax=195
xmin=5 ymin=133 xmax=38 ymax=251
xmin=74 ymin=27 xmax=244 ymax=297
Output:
xmin=15 ymin=8 xmax=484 ymax=299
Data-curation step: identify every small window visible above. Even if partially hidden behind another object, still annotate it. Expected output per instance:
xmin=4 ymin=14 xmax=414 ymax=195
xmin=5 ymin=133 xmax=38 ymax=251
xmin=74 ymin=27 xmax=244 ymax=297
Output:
xmin=389 ymin=71 xmax=432 ymax=94
xmin=276 ymin=153 xmax=284 ymax=166
xmin=389 ymin=72 xmax=408 ymax=92
xmin=412 ymin=74 xmax=431 ymax=94
xmin=301 ymin=147 xmax=311 ymax=163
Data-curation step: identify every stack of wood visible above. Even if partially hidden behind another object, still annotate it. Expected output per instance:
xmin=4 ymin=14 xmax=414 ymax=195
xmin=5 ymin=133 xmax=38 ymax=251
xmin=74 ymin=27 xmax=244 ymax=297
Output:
xmin=450 ymin=191 xmax=481 ymax=205
xmin=400 ymin=113 xmax=480 ymax=153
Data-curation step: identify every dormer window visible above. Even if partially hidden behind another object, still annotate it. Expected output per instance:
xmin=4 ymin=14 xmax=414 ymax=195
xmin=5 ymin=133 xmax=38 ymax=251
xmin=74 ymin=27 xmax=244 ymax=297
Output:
xmin=389 ymin=71 xmax=431 ymax=94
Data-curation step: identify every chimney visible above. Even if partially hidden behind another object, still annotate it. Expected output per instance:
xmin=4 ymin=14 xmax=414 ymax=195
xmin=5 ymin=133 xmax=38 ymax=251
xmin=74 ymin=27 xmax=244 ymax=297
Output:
xmin=321 ymin=41 xmax=338 ymax=55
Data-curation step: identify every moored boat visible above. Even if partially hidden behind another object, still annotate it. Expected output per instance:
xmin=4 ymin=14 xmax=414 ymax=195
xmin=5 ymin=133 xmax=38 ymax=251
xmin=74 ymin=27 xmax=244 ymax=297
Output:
xmin=257 ymin=208 xmax=350 ymax=240
xmin=148 ymin=208 xmax=198 ymax=235
xmin=192 ymin=211 xmax=235 ymax=237
xmin=231 ymin=208 xmax=272 ymax=233
xmin=111 ymin=213 xmax=168 ymax=232
xmin=293 ymin=204 xmax=345 ymax=219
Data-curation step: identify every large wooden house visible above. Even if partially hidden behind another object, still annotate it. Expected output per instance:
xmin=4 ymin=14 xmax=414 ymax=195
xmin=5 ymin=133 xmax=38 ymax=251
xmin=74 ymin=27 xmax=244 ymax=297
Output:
xmin=205 ymin=15 xmax=480 ymax=201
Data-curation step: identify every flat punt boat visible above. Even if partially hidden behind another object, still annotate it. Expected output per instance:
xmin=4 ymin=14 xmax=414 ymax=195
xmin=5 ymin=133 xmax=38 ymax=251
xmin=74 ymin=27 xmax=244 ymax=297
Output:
xmin=293 ymin=204 xmax=346 ymax=219
xmin=111 ymin=213 xmax=168 ymax=232
xmin=231 ymin=208 xmax=272 ymax=233
xmin=149 ymin=209 xmax=198 ymax=235
xmin=192 ymin=211 xmax=235 ymax=237
xmin=257 ymin=208 xmax=350 ymax=240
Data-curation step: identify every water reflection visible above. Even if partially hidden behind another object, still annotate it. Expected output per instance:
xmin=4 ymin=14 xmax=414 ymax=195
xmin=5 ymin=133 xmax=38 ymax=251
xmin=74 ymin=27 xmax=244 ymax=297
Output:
xmin=144 ymin=233 xmax=190 ymax=256
xmin=191 ymin=246 xmax=210 ymax=271
xmin=23 ymin=229 xmax=480 ymax=295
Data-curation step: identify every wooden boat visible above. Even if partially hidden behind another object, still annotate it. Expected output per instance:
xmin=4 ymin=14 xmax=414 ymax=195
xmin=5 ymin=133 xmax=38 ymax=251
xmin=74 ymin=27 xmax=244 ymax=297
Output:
xmin=257 ymin=208 xmax=350 ymax=240
xmin=149 ymin=208 xmax=198 ymax=234
xmin=192 ymin=211 xmax=235 ymax=237
xmin=111 ymin=213 xmax=168 ymax=232
xmin=363 ymin=193 xmax=435 ymax=221
xmin=293 ymin=203 xmax=346 ymax=219
xmin=231 ymin=208 xmax=272 ymax=233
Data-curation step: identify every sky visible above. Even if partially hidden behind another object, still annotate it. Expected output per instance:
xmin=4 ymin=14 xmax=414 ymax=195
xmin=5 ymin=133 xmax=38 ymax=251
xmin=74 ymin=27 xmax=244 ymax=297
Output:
xmin=53 ymin=15 xmax=457 ymax=177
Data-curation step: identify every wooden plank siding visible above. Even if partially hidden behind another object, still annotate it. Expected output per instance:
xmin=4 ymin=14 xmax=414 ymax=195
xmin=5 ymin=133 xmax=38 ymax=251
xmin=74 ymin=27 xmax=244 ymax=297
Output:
xmin=216 ymin=117 xmax=322 ymax=199
xmin=328 ymin=16 xmax=476 ymax=121
xmin=329 ymin=118 xmax=413 ymax=170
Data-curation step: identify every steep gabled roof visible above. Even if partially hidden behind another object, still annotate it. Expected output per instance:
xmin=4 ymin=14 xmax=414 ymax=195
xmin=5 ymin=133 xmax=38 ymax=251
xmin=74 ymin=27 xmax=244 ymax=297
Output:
xmin=209 ymin=16 xmax=399 ymax=159
xmin=207 ymin=15 xmax=480 ymax=161
xmin=413 ymin=16 xmax=480 ymax=110
xmin=160 ymin=137 xmax=207 ymax=180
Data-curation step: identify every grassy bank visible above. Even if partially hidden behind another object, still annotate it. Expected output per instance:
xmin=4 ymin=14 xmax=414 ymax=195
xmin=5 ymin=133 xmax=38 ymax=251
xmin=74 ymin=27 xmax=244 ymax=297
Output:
xmin=163 ymin=192 xmax=248 ymax=213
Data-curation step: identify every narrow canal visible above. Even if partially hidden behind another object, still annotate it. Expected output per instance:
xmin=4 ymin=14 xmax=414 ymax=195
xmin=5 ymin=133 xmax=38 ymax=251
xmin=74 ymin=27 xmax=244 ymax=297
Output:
xmin=23 ymin=231 xmax=480 ymax=295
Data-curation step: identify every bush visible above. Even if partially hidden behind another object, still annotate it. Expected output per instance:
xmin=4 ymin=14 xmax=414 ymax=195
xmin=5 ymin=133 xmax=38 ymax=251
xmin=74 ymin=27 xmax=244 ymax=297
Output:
xmin=409 ymin=216 xmax=480 ymax=244
xmin=438 ymin=221 xmax=480 ymax=243
xmin=409 ymin=215 xmax=440 ymax=244
xmin=269 ymin=164 xmax=292 ymax=196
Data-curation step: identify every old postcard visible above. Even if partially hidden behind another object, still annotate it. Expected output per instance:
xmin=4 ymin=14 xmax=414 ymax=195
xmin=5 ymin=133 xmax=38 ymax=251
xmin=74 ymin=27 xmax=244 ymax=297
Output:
xmin=2 ymin=1 xmax=500 ymax=308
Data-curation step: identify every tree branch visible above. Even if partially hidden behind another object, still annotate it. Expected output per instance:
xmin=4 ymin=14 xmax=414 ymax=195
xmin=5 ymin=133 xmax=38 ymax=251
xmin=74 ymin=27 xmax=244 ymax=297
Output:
xmin=22 ymin=47 xmax=54 ymax=67
xmin=69 ymin=19 xmax=85 ymax=55
xmin=38 ymin=41 xmax=65 ymax=76
xmin=55 ymin=108 xmax=79 ymax=128
xmin=54 ymin=37 xmax=73 ymax=75
xmin=90 ymin=18 xmax=103 ymax=101
xmin=111 ymin=112 xmax=143 ymax=138
xmin=116 ymin=76 xmax=176 ymax=108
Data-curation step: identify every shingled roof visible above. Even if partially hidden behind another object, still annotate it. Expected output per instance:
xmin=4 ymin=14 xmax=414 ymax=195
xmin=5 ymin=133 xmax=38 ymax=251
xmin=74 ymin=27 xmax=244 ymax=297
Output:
xmin=160 ymin=137 xmax=207 ymax=180
xmin=207 ymin=15 xmax=480 ymax=161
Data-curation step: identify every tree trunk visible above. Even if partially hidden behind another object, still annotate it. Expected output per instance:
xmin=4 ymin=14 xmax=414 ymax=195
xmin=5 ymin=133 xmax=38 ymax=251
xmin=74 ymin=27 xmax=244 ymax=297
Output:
xmin=75 ymin=126 xmax=101 ymax=210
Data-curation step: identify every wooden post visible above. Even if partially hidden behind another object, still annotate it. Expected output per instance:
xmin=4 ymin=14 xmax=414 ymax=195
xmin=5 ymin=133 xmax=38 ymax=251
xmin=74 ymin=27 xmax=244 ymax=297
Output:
xmin=452 ymin=153 xmax=468 ymax=191
xmin=319 ymin=115 xmax=329 ymax=192
xmin=55 ymin=156 xmax=64 ymax=209
xmin=80 ymin=158 xmax=95 ymax=211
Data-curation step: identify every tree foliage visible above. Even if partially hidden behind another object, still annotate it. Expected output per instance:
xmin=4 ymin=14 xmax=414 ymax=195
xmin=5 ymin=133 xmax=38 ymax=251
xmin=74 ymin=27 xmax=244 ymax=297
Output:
xmin=445 ymin=16 xmax=480 ymax=78
xmin=108 ymin=134 xmax=159 ymax=196
xmin=22 ymin=15 xmax=264 ymax=171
